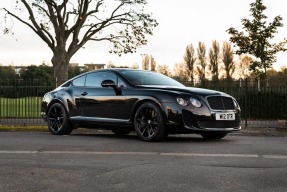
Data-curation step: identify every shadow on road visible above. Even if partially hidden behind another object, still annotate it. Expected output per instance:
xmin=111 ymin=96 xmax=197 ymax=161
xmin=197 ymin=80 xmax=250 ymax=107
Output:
xmin=70 ymin=130 xmax=232 ymax=143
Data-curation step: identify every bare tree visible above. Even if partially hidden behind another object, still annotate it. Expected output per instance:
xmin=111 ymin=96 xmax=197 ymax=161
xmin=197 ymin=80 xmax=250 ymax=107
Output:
xmin=156 ymin=65 xmax=171 ymax=76
xmin=183 ymin=44 xmax=196 ymax=83
xmin=173 ymin=63 xmax=189 ymax=82
xmin=142 ymin=54 xmax=150 ymax=70
xmin=150 ymin=55 xmax=156 ymax=71
xmin=238 ymin=55 xmax=253 ymax=79
xmin=1 ymin=0 xmax=158 ymax=85
xmin=107 ymin=61 xmax=116 ymax=68
xmin=196 ymin=41 xmax=208 ymax=83
xmin=132 ymin=63 xmax=139 ymax=69
xmin=209 ymin=40 xmax=220 ymax=81
xmin=222 ymin=41 xmax=235 ymax=80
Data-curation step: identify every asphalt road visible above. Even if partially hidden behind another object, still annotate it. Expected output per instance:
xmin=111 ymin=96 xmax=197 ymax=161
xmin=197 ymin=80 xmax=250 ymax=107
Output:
xmin=0 ymin=130 xmax=287 ymax=192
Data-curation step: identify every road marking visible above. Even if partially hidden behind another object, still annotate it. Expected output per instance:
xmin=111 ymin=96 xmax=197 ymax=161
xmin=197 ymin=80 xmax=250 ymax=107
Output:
xmin=0 ymin=150 xmax=287 ymax=159
xmin=262 ymin=155 xmax=287 ymax=159
xmin=0 ymin=150 xmax=38 ymax=154
xmin=41 ymin=151 xmax=159 ymax=156
xmin=160 ymin=153 xmax=259 ymax=158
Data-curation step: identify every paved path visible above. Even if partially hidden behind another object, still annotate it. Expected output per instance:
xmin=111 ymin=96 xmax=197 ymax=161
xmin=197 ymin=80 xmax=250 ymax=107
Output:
xmin=0 ymin=131 xmax=287 ymax=192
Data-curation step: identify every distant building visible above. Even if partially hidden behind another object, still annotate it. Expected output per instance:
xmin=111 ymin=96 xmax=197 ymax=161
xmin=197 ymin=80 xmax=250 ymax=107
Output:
xmin=70 ymin=63 xmax=79 ymax=67
xmin=84 ymin=63 xmax=106 ymax=71
xmin=14 ymin=66 xmax=27 ymax=77
xmin=15 ymin=67 xmax=22 ymax=77
xmin=9 ymin=63 xmax=106 ymax=75
xmin=70 ymin=63 xmax=85 ymax=72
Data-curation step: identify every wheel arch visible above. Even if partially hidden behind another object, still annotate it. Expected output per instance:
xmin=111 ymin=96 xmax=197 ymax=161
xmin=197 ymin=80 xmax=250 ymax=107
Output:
xmin=130 ymin=99 xmax=168 ymax=125
xmin=47 ymin=98 xmax=69 ymax=116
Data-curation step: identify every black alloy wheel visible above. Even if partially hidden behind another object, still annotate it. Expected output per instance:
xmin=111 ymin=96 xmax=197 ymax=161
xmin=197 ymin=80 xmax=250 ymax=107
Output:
xmin=134 ymin=102 xmax=167 ymax=142
xmin=47 ymin=103 xmax=73 ymax=135
xmin=200 ymin=132 xmax=228 ymax=140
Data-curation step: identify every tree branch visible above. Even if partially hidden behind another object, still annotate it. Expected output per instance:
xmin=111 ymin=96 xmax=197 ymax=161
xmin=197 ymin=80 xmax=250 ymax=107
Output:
xmin=2 ymin=6 xmax=55 ymax=50
xmin=31 ymin=3 xmax=50 ymax=17
xmin=44 ymin=0 xmax=60 ymax=39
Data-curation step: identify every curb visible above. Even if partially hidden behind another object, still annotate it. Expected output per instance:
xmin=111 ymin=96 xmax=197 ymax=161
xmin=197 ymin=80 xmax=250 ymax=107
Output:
xmin=0 ymin=126 xmax=286 ymax=137
xmin=231 ymin=127 xmax=287 ymax=137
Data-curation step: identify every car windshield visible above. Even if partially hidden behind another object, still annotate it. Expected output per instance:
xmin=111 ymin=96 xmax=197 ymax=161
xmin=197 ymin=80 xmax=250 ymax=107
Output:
xmin=120 ymin=70 xmax=185 ymax=87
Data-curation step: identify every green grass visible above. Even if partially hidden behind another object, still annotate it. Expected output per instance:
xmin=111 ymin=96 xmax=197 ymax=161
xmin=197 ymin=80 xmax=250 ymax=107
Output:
xmin=0 ymin=97 xmax=42 ymax=118
xmin=0 ymin=125 xmax=47 ymax=132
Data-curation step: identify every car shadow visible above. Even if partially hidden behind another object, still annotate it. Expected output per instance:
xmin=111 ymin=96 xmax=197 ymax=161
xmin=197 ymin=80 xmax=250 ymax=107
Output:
xmin=71 ymin=130 xmax=231 ymax=143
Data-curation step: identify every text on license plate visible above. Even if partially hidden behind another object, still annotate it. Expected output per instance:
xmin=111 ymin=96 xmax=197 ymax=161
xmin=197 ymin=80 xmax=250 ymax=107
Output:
xmin=215 ymin=113 xmax=235 ymax=120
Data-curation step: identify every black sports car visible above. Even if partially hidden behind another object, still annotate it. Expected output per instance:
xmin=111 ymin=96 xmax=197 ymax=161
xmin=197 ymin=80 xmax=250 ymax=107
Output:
xmin=41 ymin=69 xmax=241 ymax=141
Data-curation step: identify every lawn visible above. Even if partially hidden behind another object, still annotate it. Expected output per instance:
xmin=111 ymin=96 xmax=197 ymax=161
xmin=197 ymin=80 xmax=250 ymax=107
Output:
xmin=0 ymin=97 xmax=42 ymax=118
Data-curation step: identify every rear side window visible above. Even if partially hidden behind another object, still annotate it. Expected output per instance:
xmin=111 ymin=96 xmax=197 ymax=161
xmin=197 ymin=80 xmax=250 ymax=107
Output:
xmin=85 ymin=72 xmax=117 ymax=87
xmin=72 ymin=75 xmax=86 ymax=86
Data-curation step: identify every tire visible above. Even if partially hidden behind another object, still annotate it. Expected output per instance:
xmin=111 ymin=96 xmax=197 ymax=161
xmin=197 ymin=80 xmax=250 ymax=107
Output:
xmin=134 ymin=102 xmax=167 ymax=142
xmin=200 ymin=132 xmax=228 ymax=140
xmin=47 ymin=103 xmax=73 ymax=135
xmin=111 ymin=128 xmax=132 ymax=135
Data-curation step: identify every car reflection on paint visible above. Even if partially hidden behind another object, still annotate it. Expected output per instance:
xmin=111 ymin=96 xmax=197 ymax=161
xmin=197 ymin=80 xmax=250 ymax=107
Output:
xmin=41 ymin=69 xmax=241 ymax=142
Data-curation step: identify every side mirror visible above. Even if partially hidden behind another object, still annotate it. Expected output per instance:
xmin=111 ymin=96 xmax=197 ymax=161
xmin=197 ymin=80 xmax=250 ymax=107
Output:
xmin=101 ymin=79 xmax=121 ymax=95
xmin=101 ymin=80 xmax=116 ymax=88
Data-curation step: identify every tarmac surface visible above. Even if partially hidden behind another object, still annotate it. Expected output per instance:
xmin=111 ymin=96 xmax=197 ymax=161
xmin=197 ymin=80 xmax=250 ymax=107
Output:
xmin=0 ymin=131 xmax=287 ymax=192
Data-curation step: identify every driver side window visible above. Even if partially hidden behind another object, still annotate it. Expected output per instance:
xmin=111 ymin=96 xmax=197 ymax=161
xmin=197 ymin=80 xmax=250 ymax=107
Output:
xmin=85 ymin=72 xmax=117 ymax=87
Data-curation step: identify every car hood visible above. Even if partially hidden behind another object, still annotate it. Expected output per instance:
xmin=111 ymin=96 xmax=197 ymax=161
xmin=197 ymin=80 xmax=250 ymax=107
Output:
xmin=136 ymin=85 xmax=229 ymax=97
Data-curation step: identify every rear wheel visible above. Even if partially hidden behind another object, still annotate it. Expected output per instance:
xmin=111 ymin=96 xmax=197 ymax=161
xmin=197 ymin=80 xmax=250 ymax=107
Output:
xmin=200 ymin=132 xmax=228 ymax=140
xmin=47 ymin=103 xmax=73 ymax=135
xmin=134 ymin=102 xmax=167 ymax=142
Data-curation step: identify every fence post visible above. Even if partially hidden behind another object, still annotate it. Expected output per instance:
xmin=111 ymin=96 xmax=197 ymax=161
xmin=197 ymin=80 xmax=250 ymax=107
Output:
xmin=0 ymin=82 xmax=1 ymax=121
xmin=0 ymin=95 xmax=1 ymax=122
xmin=245 ymin=78 xmax=248 ymax=128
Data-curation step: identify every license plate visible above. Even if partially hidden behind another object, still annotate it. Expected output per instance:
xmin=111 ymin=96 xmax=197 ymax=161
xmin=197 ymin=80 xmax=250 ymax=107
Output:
xmin=216 ymin=113 xmax=235 ymax=120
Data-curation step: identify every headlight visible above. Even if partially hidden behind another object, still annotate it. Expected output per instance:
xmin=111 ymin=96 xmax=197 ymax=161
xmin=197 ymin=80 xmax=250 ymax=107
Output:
xmin=177 ymin=98 xmax=189 ymax=106
xmin=233 ymin=100 xmax=240 ymax=109
xmin=190 ymin=97 xmax=202 ymax=108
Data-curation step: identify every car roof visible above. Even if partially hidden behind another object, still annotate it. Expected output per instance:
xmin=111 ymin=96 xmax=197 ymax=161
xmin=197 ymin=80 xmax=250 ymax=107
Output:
xmin=65 ymin=68 xmax=154 ymax=84
xmin=89 ymin=68 xmax=145 ymax=72
xmin=83 ymin=68 xmax=155 ymax=75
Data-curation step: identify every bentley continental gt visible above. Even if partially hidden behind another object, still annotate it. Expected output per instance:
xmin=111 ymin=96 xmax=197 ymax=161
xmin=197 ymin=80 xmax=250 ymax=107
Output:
xmin=41 ymin=69 xmax=241 ymax=141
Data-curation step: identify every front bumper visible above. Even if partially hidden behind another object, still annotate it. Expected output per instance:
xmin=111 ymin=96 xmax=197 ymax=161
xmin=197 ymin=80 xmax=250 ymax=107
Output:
xmin=182 ymin=109 xmax=241 ymax=132
xmin=41 ymin=112 xmax=47 ymax=122
xmin=164 ymin=102 xmax=241 ymax=133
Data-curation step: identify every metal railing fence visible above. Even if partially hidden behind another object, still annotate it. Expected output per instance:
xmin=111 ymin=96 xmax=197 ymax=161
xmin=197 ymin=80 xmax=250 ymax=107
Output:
xmin=0 ymin=79 xmax=55 ymax=125
xmin=181 ymin=79 xmax=287 ymax=128
xmin=0 ymin=78 xmax=286 ymax=127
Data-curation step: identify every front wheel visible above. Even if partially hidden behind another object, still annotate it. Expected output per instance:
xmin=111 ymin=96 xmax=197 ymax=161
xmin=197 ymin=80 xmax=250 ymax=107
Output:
xmin=47 ymin=103 xmax=73 ymax=135
xmin=134 ymin=102 xmax=167 ymax=142
xmin=200 ymin=132 xmax=228 ymax=140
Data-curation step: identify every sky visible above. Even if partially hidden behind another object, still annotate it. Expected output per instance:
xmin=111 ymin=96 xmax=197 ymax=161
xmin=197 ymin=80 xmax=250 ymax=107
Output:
xmin=0 ymin=0 xmax=287 ymax=70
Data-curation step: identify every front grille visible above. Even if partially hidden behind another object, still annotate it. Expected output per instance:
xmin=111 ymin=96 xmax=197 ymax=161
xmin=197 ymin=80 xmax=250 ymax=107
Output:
xmin=207 ymin=96 xmax=235 ymax=110
xmin=198 ymin=120 xmax=241 ymax=129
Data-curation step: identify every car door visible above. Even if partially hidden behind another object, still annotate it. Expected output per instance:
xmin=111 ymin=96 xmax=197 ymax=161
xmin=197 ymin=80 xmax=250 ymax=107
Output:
xmin=79 ymin=71 xmax=128 ymax=123
xmin=68 ymin=74 xmax=87 ymax=118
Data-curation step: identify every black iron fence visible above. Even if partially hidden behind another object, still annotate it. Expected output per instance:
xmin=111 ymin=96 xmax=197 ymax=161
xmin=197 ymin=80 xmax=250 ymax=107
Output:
xmin=0 ymin=78 xmax=286 ymax=127
xmin=0 ymin=79 xmax=55 ymax=125
xmin=182 ymin=79 xmax=287 ymax=128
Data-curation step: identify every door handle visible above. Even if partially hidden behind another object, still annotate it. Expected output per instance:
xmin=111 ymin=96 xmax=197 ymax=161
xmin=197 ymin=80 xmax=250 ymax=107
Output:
xmin=81 ymin=92 xmax=88 ymax=96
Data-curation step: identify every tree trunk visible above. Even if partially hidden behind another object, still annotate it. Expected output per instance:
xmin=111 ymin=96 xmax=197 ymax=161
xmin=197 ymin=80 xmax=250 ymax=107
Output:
xmin=190 ymin=71 xmax=194 ymax=86
xmin=226 ymin=71 xmax=231 ymax=81
xmin=51 ymin=53 xmax=69 ymax=87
